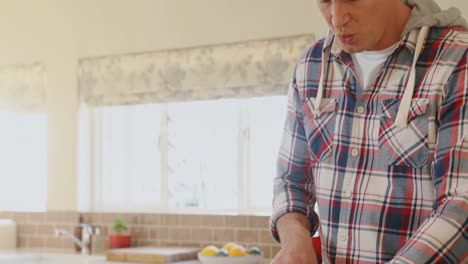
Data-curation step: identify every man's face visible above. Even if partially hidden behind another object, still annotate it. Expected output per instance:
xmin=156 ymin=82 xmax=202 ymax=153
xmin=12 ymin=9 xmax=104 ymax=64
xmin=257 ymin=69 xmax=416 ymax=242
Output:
xmin=317 ymin=0 xmax=393 ymax=53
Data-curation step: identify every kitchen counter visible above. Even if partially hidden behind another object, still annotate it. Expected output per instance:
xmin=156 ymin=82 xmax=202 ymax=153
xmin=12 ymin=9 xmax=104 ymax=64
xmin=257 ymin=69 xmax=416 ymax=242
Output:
xmin=0 ymin=250 xmax=200 ymax=264
xmin=0 ymin=250 xmax=272 ymax=264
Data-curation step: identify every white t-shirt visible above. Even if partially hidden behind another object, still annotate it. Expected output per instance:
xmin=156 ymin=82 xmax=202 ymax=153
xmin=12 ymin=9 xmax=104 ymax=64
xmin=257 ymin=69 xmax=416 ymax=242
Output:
xmin=351 ymin=42 xmax=399 ymax=89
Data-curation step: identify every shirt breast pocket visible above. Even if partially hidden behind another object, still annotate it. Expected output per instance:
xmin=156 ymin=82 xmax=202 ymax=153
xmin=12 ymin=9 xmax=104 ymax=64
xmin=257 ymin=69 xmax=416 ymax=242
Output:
xmin=378 ymin=98 xmax=429 ymax=167
xmin=301 ymin=97 xmax=338 ymax=162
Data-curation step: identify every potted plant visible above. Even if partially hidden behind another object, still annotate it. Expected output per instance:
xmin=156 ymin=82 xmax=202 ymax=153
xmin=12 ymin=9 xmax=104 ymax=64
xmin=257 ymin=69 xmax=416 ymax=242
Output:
xmin=108 ymin=216 xmax=131 ymax=249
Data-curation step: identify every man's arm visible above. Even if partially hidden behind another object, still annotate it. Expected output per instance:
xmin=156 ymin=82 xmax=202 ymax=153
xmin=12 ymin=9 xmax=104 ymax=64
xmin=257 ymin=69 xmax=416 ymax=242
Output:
xmin=391 ymin=51 xmax=468 ymax=263
xmin=269 ymin=61 xmax=320 ymax=263
xmin=269 ymin=64 xmax=319 ymax=243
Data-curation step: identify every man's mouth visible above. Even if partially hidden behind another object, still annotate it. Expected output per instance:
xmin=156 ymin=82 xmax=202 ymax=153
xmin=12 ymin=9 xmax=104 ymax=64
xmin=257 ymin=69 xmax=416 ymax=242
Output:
xmin=338 ymin=34 xmax=355 ymax=45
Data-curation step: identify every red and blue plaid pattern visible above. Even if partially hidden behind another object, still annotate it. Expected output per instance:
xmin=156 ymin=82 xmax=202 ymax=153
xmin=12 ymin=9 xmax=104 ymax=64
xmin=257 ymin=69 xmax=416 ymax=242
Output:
xmin=271 ymin=27 xmax=468 ymax=263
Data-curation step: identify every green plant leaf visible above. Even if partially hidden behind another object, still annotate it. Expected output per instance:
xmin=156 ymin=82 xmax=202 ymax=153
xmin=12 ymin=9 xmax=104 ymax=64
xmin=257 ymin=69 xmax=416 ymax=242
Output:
xmin=113 ymin=216 xmax=128 ymax=234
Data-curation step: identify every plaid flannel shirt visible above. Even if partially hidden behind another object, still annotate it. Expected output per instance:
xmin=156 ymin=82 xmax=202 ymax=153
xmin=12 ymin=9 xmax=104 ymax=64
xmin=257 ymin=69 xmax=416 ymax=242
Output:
xmin=270 ymin=26 xmax=468 ymax=263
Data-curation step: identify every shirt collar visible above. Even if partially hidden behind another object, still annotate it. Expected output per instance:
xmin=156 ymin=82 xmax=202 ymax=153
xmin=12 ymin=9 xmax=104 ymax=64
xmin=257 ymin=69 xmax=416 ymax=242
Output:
xmin=322 ymin=30 xmax=341 ymax=57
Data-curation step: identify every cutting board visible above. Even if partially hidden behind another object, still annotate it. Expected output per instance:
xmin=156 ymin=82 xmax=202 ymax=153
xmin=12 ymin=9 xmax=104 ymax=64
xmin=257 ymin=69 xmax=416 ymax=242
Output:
xmin=106 ymin=247 xmax=199 ymax=263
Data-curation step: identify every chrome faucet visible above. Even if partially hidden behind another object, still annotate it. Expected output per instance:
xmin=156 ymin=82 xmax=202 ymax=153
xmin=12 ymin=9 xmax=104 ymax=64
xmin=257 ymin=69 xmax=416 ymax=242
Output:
xmin=54 ymin=224 xmax=100 ymax=255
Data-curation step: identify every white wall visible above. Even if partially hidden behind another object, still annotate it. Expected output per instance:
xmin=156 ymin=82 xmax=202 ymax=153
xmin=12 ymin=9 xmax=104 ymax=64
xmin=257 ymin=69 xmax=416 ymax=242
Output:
xmin=0 ymin=0 xmax=465 ymax=210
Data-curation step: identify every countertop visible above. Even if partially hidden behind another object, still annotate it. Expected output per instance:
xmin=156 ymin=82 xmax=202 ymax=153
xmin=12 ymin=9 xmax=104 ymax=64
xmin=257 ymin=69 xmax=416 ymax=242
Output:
xmin=0 ymin=249 xmax=199 ymax=264
xmin=0 ymin=249 xmax=272 ymax=264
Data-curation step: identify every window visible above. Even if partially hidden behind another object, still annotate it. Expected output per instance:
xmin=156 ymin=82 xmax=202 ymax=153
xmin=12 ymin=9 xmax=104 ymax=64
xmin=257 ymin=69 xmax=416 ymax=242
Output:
xmin=80 ymin=104 xmax=162 ymax=211
xmin=168 ymin=99 xmax=239 ymax=210
xmin=247 ymin=96 xmax=287 ymax=209
xmin=0 ymin=111 xmax=48 ymax=211
xmin=79 ymin=96 xmax=287 ymax=214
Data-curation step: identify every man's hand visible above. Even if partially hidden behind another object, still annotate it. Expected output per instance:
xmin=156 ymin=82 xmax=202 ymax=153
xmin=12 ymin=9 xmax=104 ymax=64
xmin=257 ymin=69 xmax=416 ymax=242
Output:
xmin=271 ymin=235 xmax=318 ymax=264
xmin=271 ymin=213 xmax=319 ymax=264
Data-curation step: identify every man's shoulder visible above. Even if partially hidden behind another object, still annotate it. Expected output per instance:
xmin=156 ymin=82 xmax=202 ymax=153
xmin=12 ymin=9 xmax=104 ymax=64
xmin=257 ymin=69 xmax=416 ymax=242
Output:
xmin=449 ymin=27 xmax=468 ymax=47
xmin=291 ymin=39 xmax=327 ymax=97
xmin=422 ymin=27 xmax=467 ymax=69
xmin=429 ymin=26 xmax=468 ymax=47
xmin=295 ymin=38 xmax=326 ymax=66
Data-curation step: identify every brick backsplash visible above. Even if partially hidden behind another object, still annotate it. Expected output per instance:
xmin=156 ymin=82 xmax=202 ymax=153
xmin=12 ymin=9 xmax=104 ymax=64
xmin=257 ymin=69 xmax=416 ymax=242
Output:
xmin=0 ymin=211 xmax=280 ymax=258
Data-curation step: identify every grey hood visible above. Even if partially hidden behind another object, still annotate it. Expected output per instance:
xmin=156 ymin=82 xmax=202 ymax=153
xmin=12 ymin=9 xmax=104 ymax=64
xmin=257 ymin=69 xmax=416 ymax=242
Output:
xmin=402 ymin=0 xmax=468 ymax=35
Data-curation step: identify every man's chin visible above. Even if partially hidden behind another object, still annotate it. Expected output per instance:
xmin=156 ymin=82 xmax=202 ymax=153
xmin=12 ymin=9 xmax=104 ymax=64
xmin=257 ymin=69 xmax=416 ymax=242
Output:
xmin=341 ymin=45 xmax=364 ymax=54
xmin=341 ymin=47 xmax=364 ymax=54
xmin=337 ymin=39 xmax=364 ymax=54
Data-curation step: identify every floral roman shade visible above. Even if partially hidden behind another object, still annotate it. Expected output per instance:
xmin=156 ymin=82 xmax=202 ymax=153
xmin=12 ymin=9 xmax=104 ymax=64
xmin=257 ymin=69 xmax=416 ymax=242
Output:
xmin=78 ymin=34 xmax=315 ymax=106
xmin=0 ymin=63 xmax=46 ymax=112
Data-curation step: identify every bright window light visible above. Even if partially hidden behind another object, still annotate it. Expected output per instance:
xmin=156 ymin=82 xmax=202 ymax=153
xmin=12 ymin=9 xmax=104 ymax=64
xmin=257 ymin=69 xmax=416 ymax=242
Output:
xmin=247 ymin=96 xmax=287 ymax=209
xmin=96 ymin=104 xmax=162 ymax=209
xmin=0 ymin=111 xmax=48 ymax=211
xmin=167 ymin=99 xmax=239 ymax=210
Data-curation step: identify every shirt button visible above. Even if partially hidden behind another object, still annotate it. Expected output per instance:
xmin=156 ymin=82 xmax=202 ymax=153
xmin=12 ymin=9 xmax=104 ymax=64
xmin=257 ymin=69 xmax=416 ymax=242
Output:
xmin=356 ymin=106 xmax=365 ymax=114
xmin=340 ymin=234 xmax=348 ymax=241
xmin=345 ymin=190 xmax=352 ymax=197
xmin=351 ymin=149 xmax=359 ymax=157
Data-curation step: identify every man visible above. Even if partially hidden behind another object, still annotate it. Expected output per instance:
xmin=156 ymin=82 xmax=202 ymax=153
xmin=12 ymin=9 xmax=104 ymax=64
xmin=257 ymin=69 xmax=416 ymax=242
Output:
xmin=270 ymin=0 xmax=467 ymax=263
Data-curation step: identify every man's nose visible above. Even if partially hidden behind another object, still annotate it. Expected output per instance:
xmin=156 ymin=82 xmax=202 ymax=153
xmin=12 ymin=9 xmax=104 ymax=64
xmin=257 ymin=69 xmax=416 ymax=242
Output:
xmin=331 ymin=2 xmax=350 ymax=29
